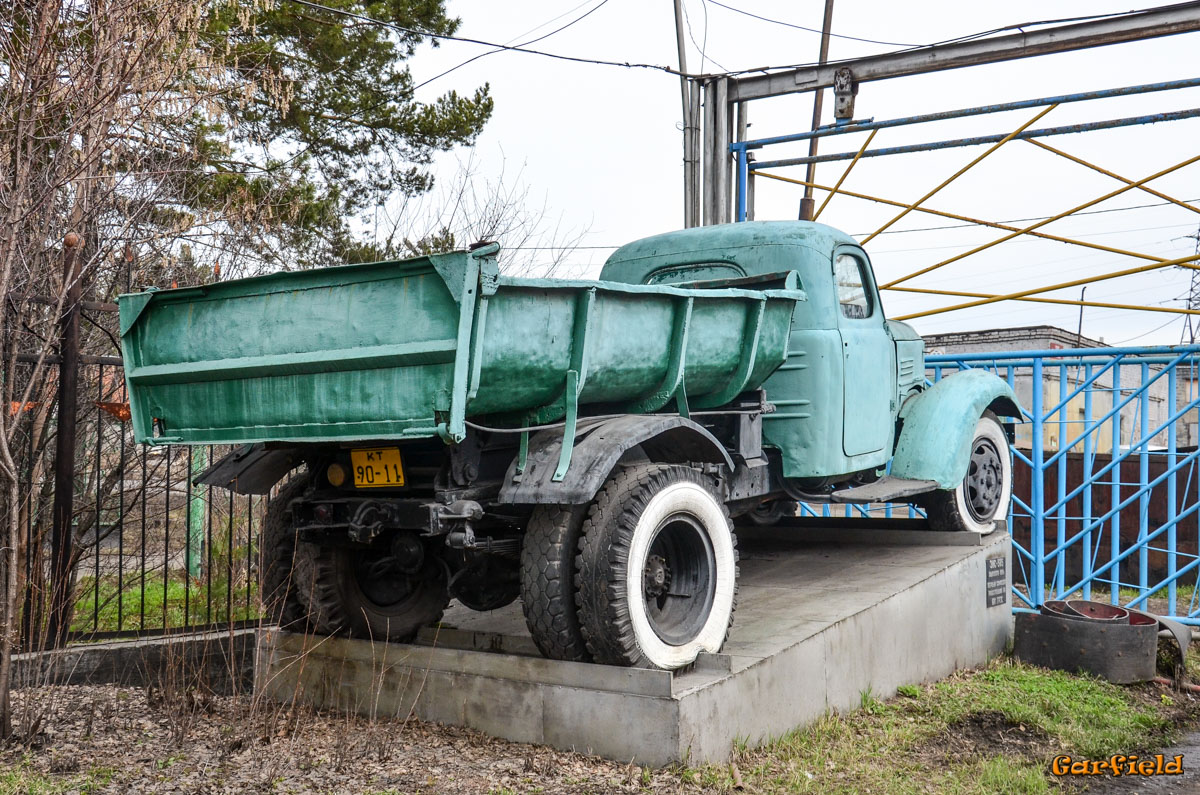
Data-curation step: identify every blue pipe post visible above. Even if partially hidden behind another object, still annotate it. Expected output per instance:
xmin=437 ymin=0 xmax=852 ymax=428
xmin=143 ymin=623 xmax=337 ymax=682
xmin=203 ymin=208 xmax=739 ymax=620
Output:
xmin=1031 ymin=357 xmax=1045 ymax=607
xmin=1056 ymin=362 xmax=1068 ymax=596
xmin=1139 ymin=362 xmax=1150 ymax=600
xmin=1168 ymin=365 xmax=1179 ymax=615
xmin=735 ymin=144 xmax=749 ymax=222
xmin=735 ymin=77 xmax=1200 ymax=153
xmin=1111 ymin=364 xmax=1122 ymax=605
xmin=752 ymin=108 xmax=1200 ymax=170
xmin=1082 ymin=363 xmax=1095 ymax=600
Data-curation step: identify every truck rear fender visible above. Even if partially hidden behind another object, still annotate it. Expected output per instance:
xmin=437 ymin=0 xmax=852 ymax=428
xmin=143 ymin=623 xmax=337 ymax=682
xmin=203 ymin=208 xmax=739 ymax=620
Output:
xmin=889 ymin=369 xmax=1022 ymax=490
xmin=498 ymin=414 xmax=734 ymax=505
xmin=194 ymin=443 xmax=305 ymax=495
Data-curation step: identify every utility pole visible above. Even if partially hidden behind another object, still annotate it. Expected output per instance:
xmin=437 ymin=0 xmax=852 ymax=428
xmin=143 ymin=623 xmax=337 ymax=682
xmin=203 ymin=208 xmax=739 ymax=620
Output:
xmin=1182 ymin=228 xmax=1200 ymax=342
xmin=799 ymin=0 xmax=836 ymax=221
xmin=1077 ymin=286 xmax=1087 ymax=344
xmin=673 ymin=0 xmax=699 ymax=227
xmin=47 ymin=233 xmax=82 ymax=649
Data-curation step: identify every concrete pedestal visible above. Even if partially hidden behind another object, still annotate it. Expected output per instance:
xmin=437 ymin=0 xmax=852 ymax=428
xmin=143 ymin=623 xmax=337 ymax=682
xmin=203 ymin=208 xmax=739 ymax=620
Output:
xmin=256 ymin=526 xmax=1012 ymax=765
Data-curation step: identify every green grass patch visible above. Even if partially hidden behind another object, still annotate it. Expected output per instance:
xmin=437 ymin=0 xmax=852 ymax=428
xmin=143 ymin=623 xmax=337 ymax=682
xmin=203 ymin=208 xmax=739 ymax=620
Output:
xmin=684 ymin=657 xmax=1176 ymax=794
xmin=0 ymin=761 xmax=115 ymax=795
xmin=70 ymin=572 xmax=258 ymax=634
xmin=1020 ymin=583 xmax=1199 ymax=611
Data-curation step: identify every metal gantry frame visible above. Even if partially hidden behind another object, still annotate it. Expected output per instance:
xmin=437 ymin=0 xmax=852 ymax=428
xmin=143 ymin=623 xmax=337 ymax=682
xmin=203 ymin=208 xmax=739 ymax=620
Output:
xmin=728 ymin=76 xmax=1200 ymax=315
xmin=678 ymin=3 xmax=1200 ymax=322
xmin=684 ymin=2 xmax=1200 ymax=227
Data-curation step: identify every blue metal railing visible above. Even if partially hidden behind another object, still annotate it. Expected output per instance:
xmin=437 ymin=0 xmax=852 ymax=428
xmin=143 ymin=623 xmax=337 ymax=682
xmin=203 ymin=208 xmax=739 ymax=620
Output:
xmin=927 ymin=345 xmax=1200 ymax=623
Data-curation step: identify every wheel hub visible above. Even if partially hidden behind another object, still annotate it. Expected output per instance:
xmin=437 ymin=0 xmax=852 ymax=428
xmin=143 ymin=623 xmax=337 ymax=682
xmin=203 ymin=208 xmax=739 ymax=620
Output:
xmin=965 ymin=437 xmax=1004 ymax=522
xmin=641 ymin=514 xmax=717 ymax=646
xmin=353 ymin=551 xmax=420 ymax=607
xmin=643 ymin=554 xmax=672 ymax=599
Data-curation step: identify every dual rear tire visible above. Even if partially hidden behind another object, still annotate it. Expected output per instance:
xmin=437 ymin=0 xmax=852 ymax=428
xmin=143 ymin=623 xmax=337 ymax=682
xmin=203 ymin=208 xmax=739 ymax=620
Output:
xmin=261 ymin=474 xmax=450 ymax=643
xmin=521 ymin=464 xmax=737 ymax=670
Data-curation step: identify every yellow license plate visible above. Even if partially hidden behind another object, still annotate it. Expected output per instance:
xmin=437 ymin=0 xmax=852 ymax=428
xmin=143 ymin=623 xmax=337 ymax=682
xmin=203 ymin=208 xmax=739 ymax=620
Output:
xmin=350 ymin=447 xmax=405 ymax=488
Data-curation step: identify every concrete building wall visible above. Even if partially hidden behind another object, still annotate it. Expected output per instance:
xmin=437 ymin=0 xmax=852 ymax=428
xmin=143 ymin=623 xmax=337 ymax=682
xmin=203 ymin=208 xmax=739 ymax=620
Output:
xmin=923 ymin=325 xmax=1179 ymax=453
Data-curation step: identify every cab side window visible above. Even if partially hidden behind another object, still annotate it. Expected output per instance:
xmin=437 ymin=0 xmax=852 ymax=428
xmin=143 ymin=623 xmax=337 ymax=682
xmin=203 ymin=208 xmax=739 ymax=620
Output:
xmin=834 ymin=252 xmax=872 ymax=319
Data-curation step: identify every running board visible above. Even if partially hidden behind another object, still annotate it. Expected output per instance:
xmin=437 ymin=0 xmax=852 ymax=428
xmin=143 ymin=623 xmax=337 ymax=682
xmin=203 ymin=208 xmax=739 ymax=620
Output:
xmin=829 ymin=476 xmax=938 ymax=504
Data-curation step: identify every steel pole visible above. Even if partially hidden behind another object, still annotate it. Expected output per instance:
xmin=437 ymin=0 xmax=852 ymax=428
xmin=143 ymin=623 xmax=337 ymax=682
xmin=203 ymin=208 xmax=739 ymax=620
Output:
xmin=47 ymin=234 xmax=82 ymax=649
xmin=799 ymin=0 xmax=835 ymax=221
xmin=672 ymin=0 xmax=697 ymax=227
xmin=188 ymin=446 xmax=205 ymax=580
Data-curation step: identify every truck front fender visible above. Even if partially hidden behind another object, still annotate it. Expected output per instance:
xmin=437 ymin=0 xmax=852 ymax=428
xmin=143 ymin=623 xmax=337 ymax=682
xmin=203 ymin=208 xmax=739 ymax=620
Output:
xmin=498 ymin=414 xmax=734 ymax=505
xmin=889 ymin=369 xmax=1022 ymax=490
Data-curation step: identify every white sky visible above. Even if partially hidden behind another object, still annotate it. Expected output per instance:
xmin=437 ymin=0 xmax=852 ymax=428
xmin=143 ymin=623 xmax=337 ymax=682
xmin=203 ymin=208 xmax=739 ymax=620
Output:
xmin=401 ymin=1 xmax=1200 ymax=347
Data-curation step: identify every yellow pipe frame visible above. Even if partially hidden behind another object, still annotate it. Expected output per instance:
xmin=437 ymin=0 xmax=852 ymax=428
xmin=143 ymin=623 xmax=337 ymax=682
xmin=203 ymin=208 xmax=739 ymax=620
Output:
xmin=754 ymin=171 xmax=1170 ymax=264
xmin=884 ymin=151 xmax=1200 ymax=288
xmin=887 ymin=285 xmax=1200 ymax=315
xmin=860 ymin=104 xmax=1059 ymax=245
xmin=1026 ymin=139 xmax=1200 ymax=217
xmin=813 ymin=129 xmax=878 ymax=222
xmin=893 ymin=252 xmax=1200 ymax=321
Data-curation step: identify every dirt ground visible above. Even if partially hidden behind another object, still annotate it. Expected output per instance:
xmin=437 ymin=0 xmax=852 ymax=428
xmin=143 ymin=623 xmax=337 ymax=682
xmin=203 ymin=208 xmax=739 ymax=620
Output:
xmin=1 ymin=685 xmax=712 ymax=794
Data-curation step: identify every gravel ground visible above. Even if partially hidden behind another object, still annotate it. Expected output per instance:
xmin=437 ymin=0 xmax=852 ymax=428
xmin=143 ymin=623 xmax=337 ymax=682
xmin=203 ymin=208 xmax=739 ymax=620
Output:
xmin=1 ymin=685 xmax=713 ymax=794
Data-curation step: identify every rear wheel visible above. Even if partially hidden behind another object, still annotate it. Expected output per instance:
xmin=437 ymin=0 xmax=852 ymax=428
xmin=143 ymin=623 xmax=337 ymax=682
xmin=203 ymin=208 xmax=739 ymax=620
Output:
xmin=520 ymin=505 xmax=591 ymax=662
xmin=747 ymin=499 xmax=798 ymax=526
xmin=925 ymin=411 xmax=1012 ymax=535
xmin=576 ymin=464 xmax=737 ymax=670
xmin=261 ymin=476 xmax=312 ymax=631
xmin=303 ymin=542 xmax=450 ymax=642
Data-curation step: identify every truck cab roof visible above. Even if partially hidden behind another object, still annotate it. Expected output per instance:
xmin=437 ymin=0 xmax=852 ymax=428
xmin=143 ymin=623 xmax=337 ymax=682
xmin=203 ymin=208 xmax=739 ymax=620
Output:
xmin=599 ymin=220 xmax=862 ymax=287
xmin=601 ymin=220 xmax=870 ymax=331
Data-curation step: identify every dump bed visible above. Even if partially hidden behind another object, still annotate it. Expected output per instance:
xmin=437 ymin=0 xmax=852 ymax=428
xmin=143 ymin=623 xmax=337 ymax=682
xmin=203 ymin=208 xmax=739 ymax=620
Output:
xmin=119 ymin=244 xmax=805 ymax=446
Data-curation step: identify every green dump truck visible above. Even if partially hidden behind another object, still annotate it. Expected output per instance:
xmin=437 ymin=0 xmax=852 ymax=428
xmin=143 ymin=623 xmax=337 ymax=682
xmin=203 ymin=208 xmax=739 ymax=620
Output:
xmin=119 ymin=221 xmax=1020 ymax=670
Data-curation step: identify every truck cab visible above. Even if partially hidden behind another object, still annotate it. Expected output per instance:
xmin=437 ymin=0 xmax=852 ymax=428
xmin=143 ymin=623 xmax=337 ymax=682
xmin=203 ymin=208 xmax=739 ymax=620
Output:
xmin=600 ymin=221 xmax=925 ymax=489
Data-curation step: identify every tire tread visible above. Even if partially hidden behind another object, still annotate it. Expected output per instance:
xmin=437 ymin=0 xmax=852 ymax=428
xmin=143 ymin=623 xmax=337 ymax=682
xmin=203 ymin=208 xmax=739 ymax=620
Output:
xmin=520 ymin=505 xmax=592 ymax=662
xmin=575 ymin=464 xmax=738 ymax=668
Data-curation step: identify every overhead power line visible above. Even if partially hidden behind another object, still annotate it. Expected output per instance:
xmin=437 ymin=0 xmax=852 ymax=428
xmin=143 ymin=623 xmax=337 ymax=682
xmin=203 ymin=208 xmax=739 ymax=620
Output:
xmin=853 ymin=197 xmax=1200 ymax=237
xmin=514 ymin=198 xmax=1200 ymax=251
xmin=285 ymin=0 xmax=1191 ymax=81
xmin=285 ymin=0 xmax=687 ymax=77
xmin=414 ymin=0 xmax=613 ymax=90
xmin=704 ymin=0 xmax=917 ymax=47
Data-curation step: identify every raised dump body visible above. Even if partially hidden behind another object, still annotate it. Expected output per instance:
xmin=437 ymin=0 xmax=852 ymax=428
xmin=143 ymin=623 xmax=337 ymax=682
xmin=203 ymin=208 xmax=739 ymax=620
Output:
xmin=119 ymin=243 xmax=804 ymax=447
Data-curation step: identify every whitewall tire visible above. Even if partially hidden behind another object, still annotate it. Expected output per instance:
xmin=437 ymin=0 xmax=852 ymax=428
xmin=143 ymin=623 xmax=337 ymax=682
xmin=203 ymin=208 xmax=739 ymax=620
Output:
xmin=575 ymin=464 xmax=738 ymax=669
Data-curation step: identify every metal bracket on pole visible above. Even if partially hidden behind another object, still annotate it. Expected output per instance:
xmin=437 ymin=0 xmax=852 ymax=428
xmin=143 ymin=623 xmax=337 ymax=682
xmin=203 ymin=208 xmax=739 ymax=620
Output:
xmin=834 ymin=68 xmax=858 ymax=121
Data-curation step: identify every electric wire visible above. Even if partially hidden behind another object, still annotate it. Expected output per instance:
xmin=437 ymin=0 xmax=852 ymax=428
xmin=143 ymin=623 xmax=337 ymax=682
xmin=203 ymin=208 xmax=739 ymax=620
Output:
xmin=413 ymin=0 xmax=613 ymax=90
xmin=721 ymin=4 xmax=1200 ymax=76
xmin=507 ymin=199 xmax=1200 ymax=251
xmin=1105 ymin=314 xmax=1181 ymax=344
xmin=284 ymin=0 xmax=687 ymax=76
xmin=681 ymin=0 xmax=729 ymax=74
xmin=704 ymin=0 xmax=917 ymax=47
xmin=284 ymin=0 xmax=1189 ymax=80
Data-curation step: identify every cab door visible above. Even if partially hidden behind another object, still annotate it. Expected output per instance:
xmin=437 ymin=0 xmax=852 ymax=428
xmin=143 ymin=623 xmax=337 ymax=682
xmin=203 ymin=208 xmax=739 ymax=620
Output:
xmin=834 ymin=246 xmax=895 ymax=457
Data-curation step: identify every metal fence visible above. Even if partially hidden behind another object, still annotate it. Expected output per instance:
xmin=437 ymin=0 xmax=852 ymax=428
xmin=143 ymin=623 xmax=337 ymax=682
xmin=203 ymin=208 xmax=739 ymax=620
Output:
xmin=16 ymin=358 xmax=271 ymax=647
xmin=929 ymin=345 xmax=1200 ymax=623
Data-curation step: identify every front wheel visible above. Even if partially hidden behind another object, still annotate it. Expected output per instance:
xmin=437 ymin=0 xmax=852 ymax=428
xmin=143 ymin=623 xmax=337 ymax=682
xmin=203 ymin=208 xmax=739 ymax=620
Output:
xmin=576 ymin=464 xmax=737 ymax=670
xmin=925 ymin=411 xmax=1012 ymax=535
